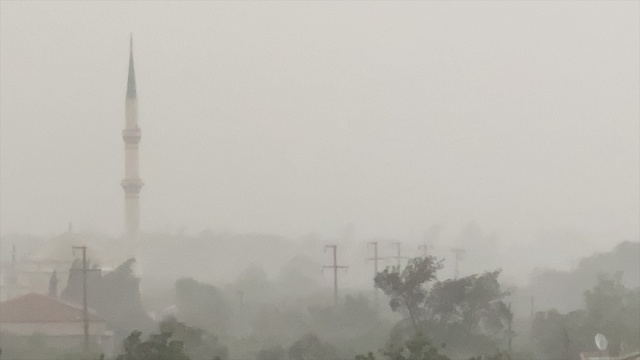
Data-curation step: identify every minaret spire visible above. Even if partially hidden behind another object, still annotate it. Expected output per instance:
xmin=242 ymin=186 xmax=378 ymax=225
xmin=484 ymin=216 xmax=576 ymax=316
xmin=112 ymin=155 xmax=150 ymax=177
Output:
xmin=127 ymin=34 xmax=137 ymax=99
xmin=122 ymin=34 xmax=143 ymax=239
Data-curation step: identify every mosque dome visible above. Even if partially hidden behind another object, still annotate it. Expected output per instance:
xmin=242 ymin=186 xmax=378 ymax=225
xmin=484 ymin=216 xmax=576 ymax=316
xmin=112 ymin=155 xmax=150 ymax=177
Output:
xmin=27 ymin=225 xmax=102 ymax=266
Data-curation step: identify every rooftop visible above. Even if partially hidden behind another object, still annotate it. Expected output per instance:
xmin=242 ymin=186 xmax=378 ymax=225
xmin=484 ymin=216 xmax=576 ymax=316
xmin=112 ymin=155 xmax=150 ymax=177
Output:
xmin=0 ymin=292 xmax=104 ymax=323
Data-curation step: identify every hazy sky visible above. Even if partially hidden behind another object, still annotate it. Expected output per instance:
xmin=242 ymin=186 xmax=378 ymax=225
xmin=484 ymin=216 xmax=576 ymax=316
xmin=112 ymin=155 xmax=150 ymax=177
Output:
xmin=1 ymin=2 xmax=638 ymax=253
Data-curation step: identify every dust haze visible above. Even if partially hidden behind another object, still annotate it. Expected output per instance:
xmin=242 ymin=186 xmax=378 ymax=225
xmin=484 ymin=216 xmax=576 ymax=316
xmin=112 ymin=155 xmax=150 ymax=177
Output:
xmin=0 ymin=2 xmax=638 ymax=360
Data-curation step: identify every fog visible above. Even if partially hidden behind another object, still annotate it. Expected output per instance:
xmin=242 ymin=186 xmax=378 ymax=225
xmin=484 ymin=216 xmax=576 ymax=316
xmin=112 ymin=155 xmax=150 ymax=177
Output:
xmin=0 ymin=2 xmax=639 ymax=360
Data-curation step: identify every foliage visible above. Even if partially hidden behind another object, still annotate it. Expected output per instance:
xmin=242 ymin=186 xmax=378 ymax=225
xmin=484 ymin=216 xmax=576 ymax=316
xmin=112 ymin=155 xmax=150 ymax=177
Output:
xmin=528 ymin=241 xmax=640 ymax=313
xmin=424 ymin=271 xmax=513 ymax=356
xmin=529 ymin=310 xmax=583 ymax=360
xmin=251 ymin=305 xmax=307 ymax=345
xmin=99 ymin=259 xmax=154 ymax=335
xmin=114 ymin=330 xmax=190 ymax=360
xmin=374 ymin=256 xmax=443 ymax=330
xmin=287 ymin=333 xmax=339 ymax=360
xmin=529 ymin=272 xmax=640 ymax=360
xmin=175 ymin=278 xmax=231 ymax=336
xmin=355 ymin=333 xmax=450 ymax=360
xmin=255 ymin=345 xmax=286 ymax=360
xmin=307 ymin=294 xmax=392 ymax=358
xmin=427 ymin=271 xmax=510 ymax=328
xmin=583 ymin=271 xmax=640 ymax=354
xmin=308 ymin=295 xmax=380 ymax=336
xmin=160 ymin=316 xmax=229 ymax=360
xmin=277 ymin=256 xmax=324 ymax=297
xmin=375 ymin=257 xmax=512 ymax=357
xmin=61 ymin=258 xmax=153 ymax=337
xmin=467 ymin=351 xmax=511 ymax=360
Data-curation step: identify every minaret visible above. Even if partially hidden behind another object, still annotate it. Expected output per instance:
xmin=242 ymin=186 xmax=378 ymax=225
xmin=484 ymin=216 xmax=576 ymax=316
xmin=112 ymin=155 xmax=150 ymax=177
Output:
xmin=121 ymin=35 xmax=143 ymax=237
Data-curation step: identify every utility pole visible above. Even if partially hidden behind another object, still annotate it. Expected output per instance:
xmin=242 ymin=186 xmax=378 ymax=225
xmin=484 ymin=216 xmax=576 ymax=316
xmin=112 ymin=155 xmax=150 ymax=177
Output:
xmin=10 ymin=244 xmax=17 ymax=282
xmin=418 ymin=242 xmax=432 ymax=258
xmin=530 ymin=295 xmax=535 ymax=318
xmin=451 ymin=248 xmax=465 ymax=279
xmin=507 ymin=302 xmax=513 ymax=356
xmin=391 ymin=242 xmax=409 ymax=270
xmin=11 ymin=245 xmax=16 ymax=272
xmin=71 ymin=246 xmax=101 ymax=354
xmin=322 ymin=245 xmax=348 ymax=306
xmin=366 ymin=241 xmax=385 ymax=306
xmin=237 ymin=290 xmax=244 ymax=310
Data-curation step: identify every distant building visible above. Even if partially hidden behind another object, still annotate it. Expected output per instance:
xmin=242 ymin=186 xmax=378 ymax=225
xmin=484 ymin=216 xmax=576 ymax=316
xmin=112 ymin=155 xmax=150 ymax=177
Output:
xmin=0 ymin=293 xmax=114 ymax=356
xmin=0 ymin=226 xmax=105 ymax=301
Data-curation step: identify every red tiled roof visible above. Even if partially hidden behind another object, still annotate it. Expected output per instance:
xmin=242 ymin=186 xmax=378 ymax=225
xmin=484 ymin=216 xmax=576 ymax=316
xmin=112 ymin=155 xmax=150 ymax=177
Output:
xmin=0 ymin=293 xmax=104 ymax=323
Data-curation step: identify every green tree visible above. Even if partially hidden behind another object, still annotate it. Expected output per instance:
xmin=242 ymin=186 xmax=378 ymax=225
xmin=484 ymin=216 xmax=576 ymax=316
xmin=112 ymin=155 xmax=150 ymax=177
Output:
xmin=287 ymin=333 xmax=339 ymax=360
xmin=159 ymin=316 xmax=228 ymax=360
xmin=255 ymin=345 xmax=286 ymax=360
xmin=583 ymin=272 xmax=640 ymax=355
xmin=175 ymin=278 xmax=231 ymax=336
xmin=424 ymin=271 xmax=512 ymax=354
xmin=529 ymin=272 xmax=640 ymax=359
xmin=374 ymin=256 xmax=443 ymax=330
xmin=61 ymin=258 xmax=153 ymax=338
xmin=355 ymin=333 xmax=450 ymax=360
xmin=114 ymin=330 xmax=190 ymax=360
xmin=375 ymin=257 xmax=512 ymax=357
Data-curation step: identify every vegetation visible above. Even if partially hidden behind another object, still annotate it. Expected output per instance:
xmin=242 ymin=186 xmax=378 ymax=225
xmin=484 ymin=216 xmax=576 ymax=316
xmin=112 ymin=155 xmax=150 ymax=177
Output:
xmin=114 ymin=330 xmax=190 ymax=360
xmin=529 ymin=271 xmax=640 ymax=360
xmin=2 ymin=239 xmax=638 ymax=360
xmin=374 ymin=256 xmax=513 ymax=358
xmin=175 ymin=278 xmax=231 ymax=337
xmin=374 ymin=256 xmax=443 ymax=331
xmin=62 ymin=258 xmax=154 ymax=338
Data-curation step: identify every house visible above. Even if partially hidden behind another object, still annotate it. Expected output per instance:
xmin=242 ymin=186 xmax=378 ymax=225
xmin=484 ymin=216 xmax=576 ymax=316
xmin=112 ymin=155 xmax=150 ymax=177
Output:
xmin=0 ymin=292 xmax=114 ymax=356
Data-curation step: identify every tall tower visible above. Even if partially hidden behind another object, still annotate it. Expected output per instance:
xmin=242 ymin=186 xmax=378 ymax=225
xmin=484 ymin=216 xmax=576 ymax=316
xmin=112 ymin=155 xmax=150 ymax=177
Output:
xmin=121 ymin=36 xmax=143 ymax=237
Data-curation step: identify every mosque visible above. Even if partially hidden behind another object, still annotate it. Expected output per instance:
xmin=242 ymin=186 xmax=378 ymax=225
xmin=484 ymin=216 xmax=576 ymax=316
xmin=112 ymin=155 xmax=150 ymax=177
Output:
xmin=0 ymin=37 xmax=142 ymax=301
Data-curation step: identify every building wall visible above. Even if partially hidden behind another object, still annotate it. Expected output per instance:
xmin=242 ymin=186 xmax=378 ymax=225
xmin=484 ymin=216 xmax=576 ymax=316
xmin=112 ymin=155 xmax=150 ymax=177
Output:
xmin=0 ymin=321 xmax=107 ymax=336
xmin=0 ymin=321 xmax=114 ymax=356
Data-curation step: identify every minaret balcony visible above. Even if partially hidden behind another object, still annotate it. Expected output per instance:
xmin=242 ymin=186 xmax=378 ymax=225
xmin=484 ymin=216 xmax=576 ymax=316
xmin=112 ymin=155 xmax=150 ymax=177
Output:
xmin=121 ymin=178 xmax=143 ymax=194
xmin=122 ymin=129 xmax=141 ymax=144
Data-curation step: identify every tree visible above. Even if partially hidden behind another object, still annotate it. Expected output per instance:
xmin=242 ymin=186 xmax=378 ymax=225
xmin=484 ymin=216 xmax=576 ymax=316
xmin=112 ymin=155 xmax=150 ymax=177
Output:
xmin=114 ymin=330 xmax=190 ymax=360
xmin=374 ymin=256 xmax=443 ymax=331
xmin=583 ymin=272 xmax=640 ymax=356
xmin=426 ymin=270 xmax=511 ymax=330
xmin=255 ymin=345 xmax=286 ymax=360
xmin=287 ymin=333 xmax=339 ymax=360
xmin=424 ymin=271 xmax=512 ymax=357
xmin=97 ymin=259 xmax=153 ymax=334
xmin=355 ymin=333 xmax=450 ymax=360
xmin=375 ymin=257 xmax=512 ymax=357
xmin=529 ymin=272 xmax=640 ymax=359
xmin=159 ymin=316 xmax=228 ymax=360
xmin=61 ymin=258 xmax=153 ymax=338
xmin=175 ymin=278 xmax=231 ymax=336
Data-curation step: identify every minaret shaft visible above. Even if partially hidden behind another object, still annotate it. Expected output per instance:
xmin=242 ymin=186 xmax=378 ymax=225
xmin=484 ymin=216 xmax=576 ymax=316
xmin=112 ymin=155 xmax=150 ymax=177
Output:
xmin=122 ymin=37 xmax=142 ymax=237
